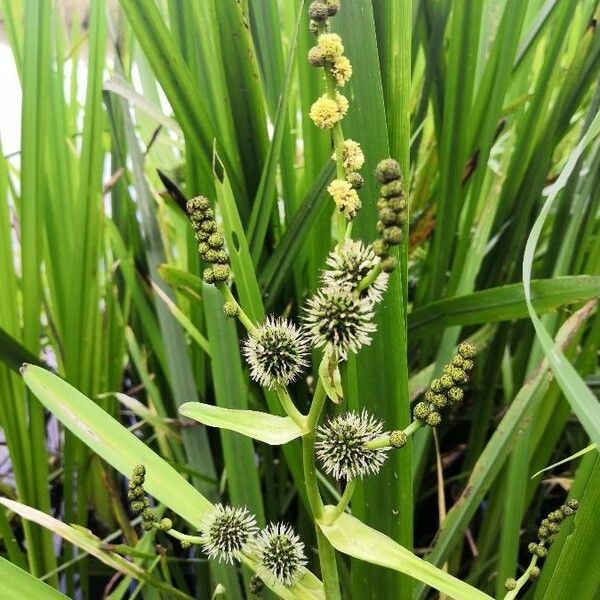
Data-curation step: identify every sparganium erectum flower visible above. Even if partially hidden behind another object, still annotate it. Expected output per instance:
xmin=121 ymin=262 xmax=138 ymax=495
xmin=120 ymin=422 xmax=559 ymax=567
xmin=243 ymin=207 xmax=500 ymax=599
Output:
xmin=242 ymin=316 xmax=310 ymax=389
xmin=199 ymin=504 xmax=258 ymax=564
xmin=321 ymin=239 xmax=389 ymax=305
xmin=254 ymin=522 xmax=307 ymax=587
xmin=315 ymin=409 xmax=389 ymax=480
xmin=303 ymin=287 xmax=376 ymax=358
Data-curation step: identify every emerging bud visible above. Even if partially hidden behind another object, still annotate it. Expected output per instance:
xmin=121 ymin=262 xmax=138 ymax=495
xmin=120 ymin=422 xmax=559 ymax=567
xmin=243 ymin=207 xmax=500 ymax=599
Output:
xmin=242 ymin=316 xmax=310 ymax=389
xmin=390 ymin=430 xmax=408 ymax=448
xmin=223 ymin=301 xmax=239 ymax=318
xmin=315 ymin=409 xmax=389 ymax=480
xmin=199 ymin=504 xmax=258 ymax=564
xmin=504 ymin=578 xmax=517 ymax=591
xmin=254 ymin=523 xmax=307 ymax=587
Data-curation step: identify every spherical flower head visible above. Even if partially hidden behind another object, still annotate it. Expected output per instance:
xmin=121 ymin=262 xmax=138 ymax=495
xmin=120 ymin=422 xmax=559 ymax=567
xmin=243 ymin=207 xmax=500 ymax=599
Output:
xmin=255 ymin=523 xmax=307 ymax=587
xmin=315 ymin=409 xmax=389 ymax=480
xmin=310 ymin=94 xmax=344 ymax=129
xmin=317 ymin=33 xmax=344 ymax=61
xmin=504 ymin=578 xmax=517 ymax=591
xmin=308 ymin=1 xmax=329 ymax=22
xmin=331 ymin=55 xmax=353 ymax=86
xmin=333 ymin=139 xmax=364 ymax=172
xmin=308 ymin=46 xmax=326 ymax=67
xmin=199 ymin=504 xmax=258 ymax=564
xmin=458 ymin=341 xmax=477 ymax=359
xmin=327 ymin=178 xmax=361 ymax=219
xmin=321 ymin=240 xmax=389 ymax=305
xmin=347 ymin=172 xmax=364 ymax=190
xmin=303 ymin=287 xmax=376 ymax=358
xmin=375 ymin=158 xmax=401 ymax=183
xmin=335 ymin=92 xmax=349 ymax=116
xmin=242 ymin=316 xmax=310 ymax=389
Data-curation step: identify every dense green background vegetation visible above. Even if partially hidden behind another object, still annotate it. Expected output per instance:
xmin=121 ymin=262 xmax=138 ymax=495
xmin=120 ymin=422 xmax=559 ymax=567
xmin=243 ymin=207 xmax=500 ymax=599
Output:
xmin=0 ymin=0 xmax=599 ymax=598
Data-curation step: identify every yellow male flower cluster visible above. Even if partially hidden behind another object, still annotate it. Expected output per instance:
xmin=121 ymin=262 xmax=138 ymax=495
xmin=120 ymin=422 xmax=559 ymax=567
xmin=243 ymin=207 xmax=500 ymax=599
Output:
xmin=309 ymin=92 xmax=348 ymax=129
xmin=327 ymin=178 xmax=361 ymax=219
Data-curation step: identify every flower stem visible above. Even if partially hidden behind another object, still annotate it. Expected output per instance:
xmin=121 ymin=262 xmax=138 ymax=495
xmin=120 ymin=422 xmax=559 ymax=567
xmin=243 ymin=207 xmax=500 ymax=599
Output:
xmin=363 ymin=419 xmax=422 ymax=450
xmin=275 ymin=385 xmax=307 ymax=429
xmin=357 ymin=263 xmax=383 ymax=293
xmin=328 ymin=479 xmax=356 ymax=523
xmin=503 ymin=556 xmax=538 ymax=600
xmin=316 ymin=526 xmax=342 ymax=600
xmin=216 ymin=284 xmax=259 ymax=336
xmin=161 ymin=526 xmax=203 ymax=546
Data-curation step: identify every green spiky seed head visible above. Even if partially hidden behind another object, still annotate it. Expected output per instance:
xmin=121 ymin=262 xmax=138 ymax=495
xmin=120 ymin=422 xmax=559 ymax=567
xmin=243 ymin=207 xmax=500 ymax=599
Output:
xmin=413 ymin=402 xmax=430 ymax=421
xmin=431 ymin=393 xmax=448 ymax=408
xmin=203 ymin=267 xmax=216 ymax=284
xmin=380 ymin=208 xmax=400 ymax=226
xmin=195 ymin=230 xmax=210 ymax=242
xmin=308 ymin=1 xmax=329 ymax=22
xmin=377 ymin=198 xmax=388 ymax=211
xmin=130 ymin=500 xmax=144 ymax=513
xmin=382 ymin=226 xmax=403 ymax=245
xmin=142 ymin=507 xmax=155 ymax=521
xmin=538 ymin=525 xmax=549 ymax=538
xmin=451 ymin=354 xmax=465 ymax=368
xmin=132 ymin=465 xmax=146 ymax=478
xmin=448 ymin=366 xmax=468 ymax=384
xmin=426 ymin=411 xmax=441 ymax=427
xmin=212 ymin=264 xmax=230 ymax=283
xmin=198 ymin=242 xmax=210 ymax=255
xmin=375 ymin=158 xmax=401 ymax=183
xmin=463 ymin=359 xmax=474 ymax=371
xmin=223 ymin=301 xmax=239 ymax=318
xmin=528 ymin=542 xmax=538 ymax=554
xmin=142 ymin=520 xmax=154 ymax=531
xmin=504 ymin=578 xmax=517 ymax=591
xmin=308 ymin=46 xmax=326 ymax=67
xmin=200 ymin=220 xmax=217 ymax=233
xmin=439 ymin=374 xmax=454 ymax=389
xmin=533 ymin=544 xmax=547 ymax=557
xmin=346 ymin=172 xmax=364 ymax=190
xmin=208 ymin=233 xmax=224 ymax=249
xmin=448 ymin=386 xmax=464 ymax=405
xmin=129 ymin=486 xmax=144 ymax=499
xmin=547 ymin=522 xmax=560 ymax=534
xmin=567 ymin=499 xmax=579 ymax=510
xmin=181 ymin=540 xmax=192 ymax=549
xmin=372 ymin=239 xmax=388 ymax=257
xmin=430 ymin=378 xmax=443 ymax=393
xmin=380 ymin=179 xmax=404 ymax=198
xmin=203 ymin=249 xmax=224 ymax=264
xmin=387 ymin=196 xmax=407 ymax=213
xmin=187 ymin=196 xmax=210 ymax=214
xmin=560 ymin=504 xmax=574 ymax=517
xmin=548 ymin=510 xmax=564 ymax=522
xmin=530 ymin=566 xmax=541 ymax=579
xmin=390 ymin=430 xmax=408 ymax=448
xmin=158 ymin=518 xmax=173 ymax=532
xmin=458 ymin=341 xmax=477 ymax=358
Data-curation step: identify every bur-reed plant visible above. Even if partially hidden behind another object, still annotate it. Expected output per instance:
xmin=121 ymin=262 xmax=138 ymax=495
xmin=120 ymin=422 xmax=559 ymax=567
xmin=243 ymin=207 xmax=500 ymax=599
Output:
xmin=1 ymin=0 xmax=600 ymax=599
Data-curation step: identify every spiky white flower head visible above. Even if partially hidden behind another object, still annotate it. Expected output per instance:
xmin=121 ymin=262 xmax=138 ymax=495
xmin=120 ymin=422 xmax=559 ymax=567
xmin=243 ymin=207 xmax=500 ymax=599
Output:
xmin=327 ymin=178 xmax=361 ymax=219
xmin=199 ymin=504 xmax=258 ymax=564
xmin=242 ymin=316 xmax=310 ymax=389
xmin=315 ymin=409 xmax=389 ymax=480
xmin=331 ymin=55 xmax=352 ymax=86
xmin=332 ymin=139 xmax=364 ymax=172
xmin=303 ymin=287 xmax=376 ymax=358
xmin=254 ymin=522 xmax=307 ymax=587
xmin=322 ymin=240 xmax=389 ymax=305
xmin=310 ymin=94 xmax=344 ymax=129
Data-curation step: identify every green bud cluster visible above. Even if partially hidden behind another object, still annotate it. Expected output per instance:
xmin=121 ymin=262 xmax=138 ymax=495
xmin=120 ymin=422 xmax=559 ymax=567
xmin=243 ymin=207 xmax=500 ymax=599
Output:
xmin=529 ymin=499 xmax=579 ymax=557
xmin=413 ymin=341 xmax=476 ymax=428
xmin=186 ymin=196 xmax=230 ymax=285
xmin=307 ymin=0 xmax=340 ymax=35
xmin=128 ymin=465 xmax=157 ymax=531
xmin=374 ymin=159 xmax=406 ymax=274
